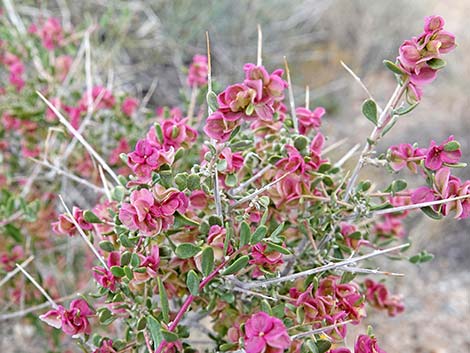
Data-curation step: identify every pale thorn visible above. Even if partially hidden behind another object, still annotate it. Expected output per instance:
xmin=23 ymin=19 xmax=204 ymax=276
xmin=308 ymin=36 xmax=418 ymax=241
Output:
xmin=284 ymin=56 xmax=298 ymax=133
xmin=58 ymin=195 xmax=109 ymax=270
xmin=15 ymin=263 xmax=58 ymax=308
xmin=36 ymin=91 xmax=120 ymax=185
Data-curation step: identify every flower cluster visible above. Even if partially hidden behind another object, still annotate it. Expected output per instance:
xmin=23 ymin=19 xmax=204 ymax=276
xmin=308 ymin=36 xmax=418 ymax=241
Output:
xmin=204 ymin=64 xmax=287 ymax=142
xmin=387 ymin=135 xmax=469 ymax=219
xmin=118 ymin=186 xmax=188 ymax=236
xmin=397 ymin=15 xmax=456 ymax=101
xmin=40 ymin=299 xmax=93 ymax=336
xmin=364 ymin=279 xmax=404 ymax=317
xmin=187 ymin=54 xmax=208 ymax=88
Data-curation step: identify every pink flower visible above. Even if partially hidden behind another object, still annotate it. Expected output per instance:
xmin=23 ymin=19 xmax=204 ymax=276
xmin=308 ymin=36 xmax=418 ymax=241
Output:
xmin=80 ymin=85 xmax=116 ymax=111
xmin=243 ymin=312 xmax=291 ymax=353
xmin=203 ymin=110 xmax=239 ymax=142
xmin=121 ymin=97 xmax=139 ymax=117
xmin=148 ymin=116 xmax=197 ymax=150
xmin=250 ymin=243 xmax=284 ymax=277
xmin=189 ymin=190 xmax=208 ymax=209
xmin=308 ymin=132 xmax=328 ymax=170
xmin=40 ymin=299 xmax=93 ymax=336
xmin=92 ymin=252 xmax=121 ymax=292
xmin=187 ymin=54 xmax=208 ymax=88
xmin=364 ymin=279 xmax=404 ymax=317
xmin=109 ymin=138 xmax=130 ymax=165
xmin=206 ymin=225 xmax=233 ymax=260
xmin=354 ymin=335 xmax=386 ymax=353
xmin=39 ymin=18 xmax=64 ymax=50
xmin=52 ymin=213 xmax=76 ymax=236
xmin=219 ymin=147 xmax=244 ymax=174
xmin=93 ymin=339 xmax=116 ymax=353
xmin=0 ymin=245 xmax=24 ymax=271
xmin=329 ymin=349 xmax=351 ymax=353
xmin=127 ymin=139 xmax=174 ymax=183
xmin=134 ymin=245 xmax=160 ymax=283
xmin=217 ymin=83 xmax=256 ymax=121
xmin=56 ymin=55 xmax=73 ymax=81
xmin=119 ymin=189 xmax=162 ymax=236
xmin=424 ymin=136 xmax=462 ymax=171
xmin=296 ymin=106 xmax=325 ymax=135
xmin=388 ymin=143 xmax=425 ymax=173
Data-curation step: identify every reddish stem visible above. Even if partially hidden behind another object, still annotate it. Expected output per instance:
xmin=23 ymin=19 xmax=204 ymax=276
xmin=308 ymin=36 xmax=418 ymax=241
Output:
xmin=154 ymin=255 xmax=235 ymax=353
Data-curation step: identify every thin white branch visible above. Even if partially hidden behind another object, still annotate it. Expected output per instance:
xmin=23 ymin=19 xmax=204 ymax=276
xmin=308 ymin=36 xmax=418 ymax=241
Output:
xmin=0 ymin=256 xmax=34 ymax=289
xmin=334 ymin=143 xmax=360 ymax=168
xmin=230 ymin=165 xmax=271 ymax=195
xmin=290 ymin=320 xmax=353 ymax=340
xmin=37 ymin=91 xmax=120 ymax=185
xmin=239 ymin=243 xmax=409 ymax=289
xmin=231 ymin=172 xmax=292 ymax=208
xmin=284 ymin=56 xmax=298 ymax=133
xmin=16 ymin=263 xmax=57 ymax=308
xmin=257 ymin=24 xmax=262 ymax=66
xmin=58 ymin=195 xmax=109 ymax=270
xmin=373 ymin=194 xmax=470 ymax=216
xmin=30 ymin=158 xmax=105 ymax=194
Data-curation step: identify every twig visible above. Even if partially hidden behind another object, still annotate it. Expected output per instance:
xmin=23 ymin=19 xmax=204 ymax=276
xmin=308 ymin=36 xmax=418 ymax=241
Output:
xmin=343 ymin=81 xmax=408 ymax=201
xmin=372 ymin=194 xmax=470 ymax=216
xmin=290 ymin=320 xmax=353 ymax=340
xmin=0 ymin=293 xmax=77 ymax=321
xmin=98 ymin=165 xmax=112 ymax=201
xmin=231 ymin=172 xmax=292 ymax=208
xmin=334 ymin=143 xmax=360 ymax=168
xmin=305 ymin=86 xmax=310 ymax=110
xmin=230 ymin=165 xmax=271 ymax=195
xmin=58 ymin=195 xmax=109 ymax=270
xmin=30 ymin=158 xmax=106 ymax=194
xmin=340 ymin=61 xmax=377 ymax=105
xmin=16 ymin=263 xmax=57 ymax=308
xmin=37 ymin=91 xmax=120 ymax=185
xmin=284 ymin=56 xmax=298 ymax=133
xmin=257 ymin=24 xmax=262 ymax=66
xmin=239 ymin=243 xmax=409 ymax=289
xmin=0 ymin=256 xmax=34 ymax=289
xmin=341 ymin=266 xmax=404 ymax=277
xmin=206 ymin=31 xmax=223 ymax=218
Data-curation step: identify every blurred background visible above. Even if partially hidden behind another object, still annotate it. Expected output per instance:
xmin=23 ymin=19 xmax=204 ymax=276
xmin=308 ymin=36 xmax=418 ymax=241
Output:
xmin=1 ymin=0 xmax=469 ymax=352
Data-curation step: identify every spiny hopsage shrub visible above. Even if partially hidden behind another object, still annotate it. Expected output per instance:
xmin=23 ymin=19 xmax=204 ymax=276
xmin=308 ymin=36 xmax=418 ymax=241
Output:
xmin=4 ymin=14 xmax=467 ymax=353
xmin=0 ymin=10 xmax=209 ymax=343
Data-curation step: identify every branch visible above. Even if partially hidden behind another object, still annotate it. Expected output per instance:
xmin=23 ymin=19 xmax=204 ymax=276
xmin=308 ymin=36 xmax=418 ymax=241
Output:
xmin=239 ymin=243 xmax=409 ymax=289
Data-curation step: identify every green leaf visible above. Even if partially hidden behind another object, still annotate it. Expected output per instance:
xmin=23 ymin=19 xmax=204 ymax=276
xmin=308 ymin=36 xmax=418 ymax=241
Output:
xmin=362 ymin=99 xmax=378 ymax=125
xmin=265 ymin=241 xmax=291 ymax=255
xmin=383 ymin=60 xmax=405 ymax=75
xmin=201 ymin=247 xmax=214 ymax=277
xmin=157 ymin=277 xmax=170 ymax=322
xmin=99 ymin=241 xmax=115 ymax=252
xmin=83 ymin=210 xmax=102 ymax=223
xmin=173 ymin=212 xmax=199 ymax=228
xmin=294 ymin=135 xmax=309 ymax=151
xmin=443 ymin=140 xmax=460 ymax=152
xmin=155 ymin=124 xmax=164 ymax=144
xmin=110 ymin=266 xmax=125 ymax=277
xmin=222 ymin=255 xmax=250 ymax=275
xmin=393 ymin=102 xmax=419 ymax=116
xmin=239 ymin=221 xmax=251 ymax=247
xmin=175 ymin=243 xmax=201 ymax=259
xmin=187 ymin=174 xmax=201 ymax=191
xmin=316 ymin=340 xmax=332 ymax=353
xmin=147 ymin=315 xmax=163 ymax=350
xmin=420 ymin=206 xmax=442 ymax=220
xmin=251 ymin=225 xmax=267 ymax=244
xmin=161 ymin=329 xmax=179 ymax=342
xmin=111 ymin=186 xmax=126 ymax=202
xmin=392 ymin=179 xmax=407 ymax=193
xmin=206 ymin=91 xmax=219 ymax=112
xmin=427 ymin=58 xmax=446 ymax=70
xmin=174 ymin=173 xmax=188 ymax=190
xmin=186 ymin=270 xmax=200 ymax=295
xmin=270 ymin=222 xmax=285 ymax=241
xmin=225 ymin=173 xmax=237 ymax=187
xmin=130 ymin=253 xmax=140 ymax=267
